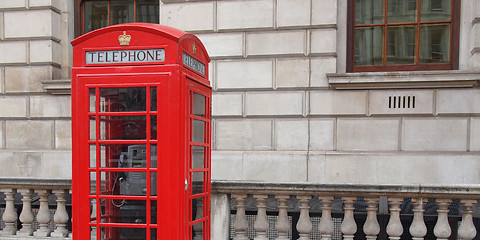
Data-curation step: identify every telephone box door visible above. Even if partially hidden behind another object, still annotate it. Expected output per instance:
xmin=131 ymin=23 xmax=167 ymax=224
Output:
xmin=76 ymin=73 xmax=173 ymax=240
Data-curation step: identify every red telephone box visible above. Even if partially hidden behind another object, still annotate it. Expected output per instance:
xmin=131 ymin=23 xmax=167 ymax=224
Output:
xmin=71 ymin=23 xmax=211 ymax=240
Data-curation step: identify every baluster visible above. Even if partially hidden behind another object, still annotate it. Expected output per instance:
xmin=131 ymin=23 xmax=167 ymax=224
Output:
xmin=275 ymin=195 xmax=290 ymax=240
xmin=193 ymin=198 xmax=204 ymax=240
xmin=69 ymin=189 xmax=73 ymax=238
xmin=51 ymin=189 xmax=70 ymax=237
xmin=17 ymin=189 xmax=34 ymax=236
xmin=254 ymin=194 xmax=269 ymax=240
xmin=340 ymin=197 xmax=357 ymax=240
xmin=296 ymin=195 xmax=312 ymax=240
xmin=458 ymin=200 xmax=478 ymax=240
xmin=318 ymin=196 xmax=334 ymax=240
xmin=232 ymin=194 xmax=249 ymax=240
xmin=34 ymin=189 xmax=52 ymax=237
xmin=409 ymin=198 xmax=427 ymax=240
xmin=386 ymin=198 xmax=403 ymax=240
xmin=363 ymin=198 xmax=380 ymax=240
xmin=434 ymin=199 xmax=452 ymax=240
xmin=0 ymin=189 xmax=17 ymax=236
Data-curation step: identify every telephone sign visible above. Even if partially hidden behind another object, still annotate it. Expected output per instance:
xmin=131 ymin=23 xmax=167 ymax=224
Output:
xmin=71 ymin=23 xmax=211 ymax=240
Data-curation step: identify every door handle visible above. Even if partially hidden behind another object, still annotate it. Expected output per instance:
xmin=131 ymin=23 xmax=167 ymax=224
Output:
xmin=185 ymin=178 xmax=188 ymax=191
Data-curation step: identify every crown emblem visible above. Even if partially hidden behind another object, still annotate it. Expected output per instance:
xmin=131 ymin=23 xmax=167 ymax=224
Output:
xmin=118 ymin=31 xmax=131 ymax=46
xmin=192 ymin=43 xmax=197 ymax=55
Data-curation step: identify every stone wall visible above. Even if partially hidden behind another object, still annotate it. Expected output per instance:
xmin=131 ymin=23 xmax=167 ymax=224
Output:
xmin=160 ymin=0 xmax=480 ymax=184
xmin=0 ymin=0 xmax=73 ymax=179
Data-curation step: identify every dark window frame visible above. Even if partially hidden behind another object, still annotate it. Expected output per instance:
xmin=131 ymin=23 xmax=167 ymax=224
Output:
xmin=74 ymin=0 xmax=159 ymax=37
xmin=346 ymin=0 xmax=461 ymax=73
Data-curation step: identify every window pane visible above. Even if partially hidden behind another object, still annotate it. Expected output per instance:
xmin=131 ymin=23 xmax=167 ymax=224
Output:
xmin=192 ymin=120 xmax=205 ymax=143
xmin=355 ymin=27 xmax=384 ymax=66
xmin=356 ymin=0 xmax=384 ymax=25
xmin=192 ymin=93 xmax=206 ymax=117
xmin=421 ymin=0 xmax=451 ymax=21
xmin=192 ymin=146 xmax=205 ymax=169
xmin=192 ymin=172 xmax=204 ymax=195
xmin=388 ymin=0 xmax=417 ymax=23
xmin=419 ymin=24 xmax=450 ymax=63
xmin=386 ymin=26 xmax=416 ymax=65
xmin=99 ymin=87 xmax=146 ymax=112
xmin=110 ymin=0 xmax=135 ymax=25
xmin=137 ymin=0 xmax=159 ymax=23
xmin=84 ymin=1 xmax=108 ymax=33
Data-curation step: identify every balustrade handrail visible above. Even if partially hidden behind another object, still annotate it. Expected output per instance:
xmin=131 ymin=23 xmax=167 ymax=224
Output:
xmin=212 ymin=180 xmax=480 ymax=199
xmin=0 ymin=178 xmax=71 ymax=190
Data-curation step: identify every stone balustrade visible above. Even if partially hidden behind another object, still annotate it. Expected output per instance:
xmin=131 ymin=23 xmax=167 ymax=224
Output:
xmin=0 ymin=178 xmax=71 ymax=239
xmin=211 ymin=181 xmax=480 ymax=240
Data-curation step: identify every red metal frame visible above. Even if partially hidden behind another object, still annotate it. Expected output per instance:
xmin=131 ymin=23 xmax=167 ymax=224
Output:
xmin=72 ymin=23 xmax=211 ymax=240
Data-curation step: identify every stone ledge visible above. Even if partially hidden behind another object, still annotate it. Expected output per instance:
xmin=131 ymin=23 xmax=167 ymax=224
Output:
xmin=42 ymin=79 xmax=71 ymax=95
xmin=212 ymin=180 xmax=480 ymax=199
xmin=0 ymin=177 xmax=71 ymax=190
xmin=328 ymin=71 xmax=480 ymax=89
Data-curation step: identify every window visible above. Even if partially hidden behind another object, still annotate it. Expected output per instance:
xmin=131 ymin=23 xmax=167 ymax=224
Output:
xmin=75 ymin=0 xmax=159 ymax=36
xmin=347 ymin=0 xmax=460 ymax=72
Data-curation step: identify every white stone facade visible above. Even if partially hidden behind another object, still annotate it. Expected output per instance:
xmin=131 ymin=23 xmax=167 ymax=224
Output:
xmin=0 ymin=0 xmax=477 ymax=186
xmin=160 ymin=0 xmax=480 ymax=185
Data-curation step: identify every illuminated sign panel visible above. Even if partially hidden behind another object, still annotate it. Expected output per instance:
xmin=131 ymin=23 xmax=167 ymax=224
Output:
xmin=183 ymin=52 xmax=205 ymax=75
xmin=86 ymin=49 xmax=165 ymax=64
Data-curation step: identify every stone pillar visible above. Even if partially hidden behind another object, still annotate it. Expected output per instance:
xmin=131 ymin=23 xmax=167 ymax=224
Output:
xmin=51 ymin=189 xmax=70 ymax=237
xmin=318 ymin=196 xmax=334 ymax=240
xmin=340 ymin=197 xmax=357 ymax=240
xmin=409 ymin=198 xmax=427 ymax=240
xmin=434 ymin=199 xmax=452 ymax=240
xmin=0 ymin=189 xmax=17 ymax=236
xmin=211 ymin=194 xmax=231 ymax=240
xmin=34 ymin=189 xmax=52 ymax=237
xmin=17 ymin=189 xmax=34 ymax=236
xmin=275 ymin=195 xmax=290 ymax=240
xmin=253 ymin=194 xmax=269 ymax=240
xmin=458 ymin=200 xmax=478 ymax=240
xmin=296 ymin=195 xmax=312 ymax=240
xmin=232 ymin=194 xmax=249 ymax=240
xmin=363 ymin=198 xmax=380 ymax=240
xmin=386 ymin=198 xmax=403 ymax=240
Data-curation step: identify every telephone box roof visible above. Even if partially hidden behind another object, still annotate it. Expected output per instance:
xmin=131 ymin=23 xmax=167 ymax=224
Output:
xmin=71 ymin=22 xmax=210 ymax=62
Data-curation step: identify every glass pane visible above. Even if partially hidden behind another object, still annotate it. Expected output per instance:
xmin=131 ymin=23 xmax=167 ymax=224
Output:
xmin=356 ymin=0 xmax=384 ymax=25
xmin=192 ymin=120 xmax=205 ymax=143
xmin=99 ymin=87 xmax=146 ymax=112
xmin=192 ymin=93 xmax=206 ymax=117
xmin=192 ymin=172 xmax=204 ymax=195
xmin=94 ymin=144 xmax=149 ymax=168
xmin=355 ymin=27 xmax=384 ymax=66
xmin=151 ymin=115 xmax=157 ymax=140
xmin=191 ymin=197 xmax=203 ymax=221
xmin=89 ymin=116 xmax=96 ymax=140
xmin=101 ymin=226 xmax=146 ymax=240
xmin=191 ymin=221 xmax=204 ymax=240
xmin=84 ymin=1 xmax=108 ymax=33
xmin=90 ymin=144 xmax=106 ymax=168
xmin=100 ymin=115 xmax=146 ymax=140
xmin=89 ymin=88 xmax=96 ymax=112
xmin=150 ymin=87 xmax=157 ymax=111
xmin=386 ymin=26 xmax=416 ymax=65
xmin=421 ymin=0 xmax=451 ymax=21
xmin=419 ymin=24 xmax=450 ymax=63
xmin=151 ymin=200 xmax=157 ymax=224
xmin=137 ymin=0 xmax=159 ymax=23
xmin=388 ymin=0 xmax=417 ymax=23
xmin=110 ymin=0 xmax=135 ymax=26
xmin=192 ymin=146 xmax=205 ymax=169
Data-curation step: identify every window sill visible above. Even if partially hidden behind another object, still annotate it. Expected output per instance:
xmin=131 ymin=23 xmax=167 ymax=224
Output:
xmin=327 ymin=71 xmax=480 ymax=89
